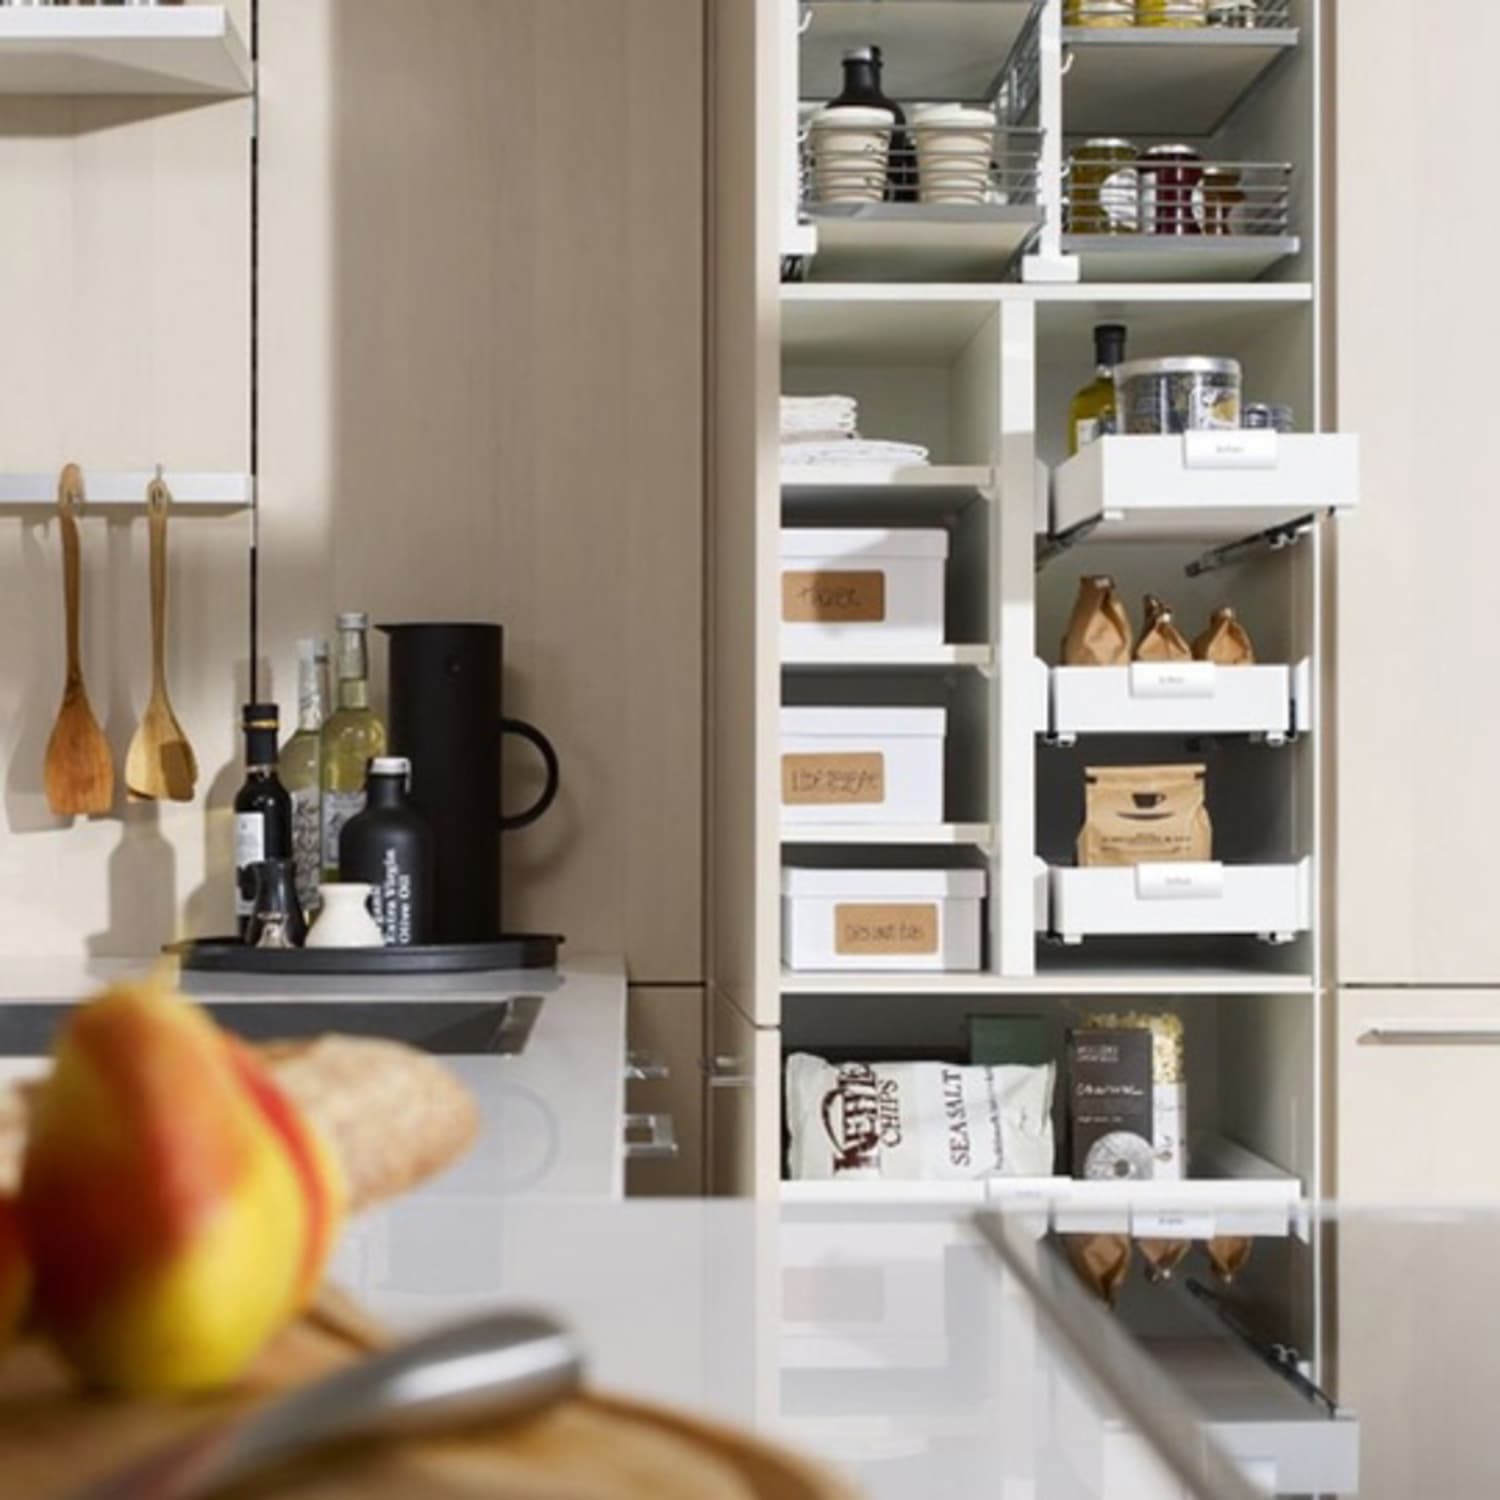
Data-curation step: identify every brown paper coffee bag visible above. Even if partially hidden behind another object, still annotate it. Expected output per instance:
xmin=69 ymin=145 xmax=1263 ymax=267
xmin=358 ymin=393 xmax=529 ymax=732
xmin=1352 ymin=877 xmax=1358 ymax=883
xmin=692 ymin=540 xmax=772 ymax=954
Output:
xmin=1137 ymin=1239 xmax=1191 ymax=1283
xmin=1192 ymin=606 xmax=1256 ymax=665
xmin=1064 ymin=1234 xmax=1133 ymax=1307
xmin=1060 ymin=575 xmax=1133 ymax=666
xmin=1078 ymin=764 xmax=1212 ymax=867
xmin=1205 ymin=1236 xmax=1253 ymax=1284
xmin=1134 ymin=594 xmax=1193 ymax=663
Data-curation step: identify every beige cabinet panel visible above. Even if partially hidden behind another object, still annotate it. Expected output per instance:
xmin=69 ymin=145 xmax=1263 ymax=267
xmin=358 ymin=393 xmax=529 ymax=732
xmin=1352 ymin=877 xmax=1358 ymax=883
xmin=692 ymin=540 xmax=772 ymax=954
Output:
xmin=626 ymin=986 xmax=705 ymax=1198
xmin=1336 ymin=988 xmax=1500 ymax=1203
xmin=708 ymin=988 xmax=780 ymax=1198
xmin=257 ymin=0 xmax=704 ymax=980
xmin=1335 ymin=1 xmax=1500 ymax=983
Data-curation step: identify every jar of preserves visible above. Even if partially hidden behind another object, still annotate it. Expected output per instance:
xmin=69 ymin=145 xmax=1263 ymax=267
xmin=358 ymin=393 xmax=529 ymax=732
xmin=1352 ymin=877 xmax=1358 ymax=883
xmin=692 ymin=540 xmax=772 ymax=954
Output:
xmin=1140 ymin=144 xmax=1203 ymax=234
xmin=1115 ymin=356 xmax=1243 ymax=434
xmin=1064 ymin=0 xmax=1135 ymax=25
xmin=1137 ymin=0 xmax=1209 ymax=27
xmin=1068 ymin=138 xmax=1139 ymax=234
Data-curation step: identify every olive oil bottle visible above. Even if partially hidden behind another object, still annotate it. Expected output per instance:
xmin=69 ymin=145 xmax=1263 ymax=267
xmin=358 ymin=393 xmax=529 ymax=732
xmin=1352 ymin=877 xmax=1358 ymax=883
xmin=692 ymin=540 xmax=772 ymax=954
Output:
xmin=319 ymin=613 xmax=387 ymax=879
xmin=1068 ymin=323 xmax=1127 ymax=456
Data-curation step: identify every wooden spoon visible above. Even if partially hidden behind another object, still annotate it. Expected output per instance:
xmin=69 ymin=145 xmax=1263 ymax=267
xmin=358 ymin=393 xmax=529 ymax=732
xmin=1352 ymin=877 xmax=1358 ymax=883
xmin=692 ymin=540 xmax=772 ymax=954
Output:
xmin=124 ymin=474 xmax=198 ymax=801
xmin=43 ymin=464 xmax=115 ymax=817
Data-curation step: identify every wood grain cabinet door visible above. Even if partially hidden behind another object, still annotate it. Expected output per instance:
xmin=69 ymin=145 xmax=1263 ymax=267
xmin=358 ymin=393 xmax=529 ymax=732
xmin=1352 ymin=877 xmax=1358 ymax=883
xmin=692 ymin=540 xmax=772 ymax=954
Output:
xmin=1337 ymin=988 xmax=1500 ymax=1203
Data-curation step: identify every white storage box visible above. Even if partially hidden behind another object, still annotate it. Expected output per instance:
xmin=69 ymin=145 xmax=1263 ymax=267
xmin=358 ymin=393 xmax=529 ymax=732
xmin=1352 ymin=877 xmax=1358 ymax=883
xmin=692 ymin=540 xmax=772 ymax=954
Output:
xmin=781 ymin=707 xmax=946 ymax=826
xmin=1048 ymin=858 xmax=1312 ymax=944
xmin=1047 ymin=660 xmax=1305 ymax=743
xmin=1053 ymin=433 xmax=1359 ymax=541
xmin=780 ymin=528 xmax=948 ymax=649
xmin=782 ymin=866 xmax=985 ymax=972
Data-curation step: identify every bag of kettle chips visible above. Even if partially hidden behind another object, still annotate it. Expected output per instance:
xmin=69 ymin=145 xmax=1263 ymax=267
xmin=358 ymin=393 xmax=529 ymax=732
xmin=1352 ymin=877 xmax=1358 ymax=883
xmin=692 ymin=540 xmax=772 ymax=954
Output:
xmin=1193 ymin=606 xmax=1256 ymax=665
xmin=784 ymin=1053 xmax=1055 ymax=1181
xmin=1060 ymin=575 xmax=1134 ymax=666
xmin=1134 ymin=594 xmax=1193 ymax=664
xmin=1078 ymin=763 xmax=1211 ymax=867
xmin=1064 ymin=1234 xmax=1133 ymax=1307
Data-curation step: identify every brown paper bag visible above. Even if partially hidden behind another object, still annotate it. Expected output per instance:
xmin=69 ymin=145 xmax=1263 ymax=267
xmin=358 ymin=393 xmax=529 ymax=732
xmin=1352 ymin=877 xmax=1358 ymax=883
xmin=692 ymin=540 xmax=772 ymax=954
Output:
xmin=1137 ymin=1239 xmax=1192 ymax=1283
xmin=1205 ymin=1236 xmax=1253 ymax=1284
xmin=1078 ymin=764 xmax=1212 ymax=867
xmin=1060 ymin=575 xmax=1133 ymax=666
xmin=1134 ymin=594 xmax=1193 ymax=663
xmin=1064 ymin=1234 xmax=1133 ymax=1307
xmin=1192 ymin=606 xmax=1256 ymax=665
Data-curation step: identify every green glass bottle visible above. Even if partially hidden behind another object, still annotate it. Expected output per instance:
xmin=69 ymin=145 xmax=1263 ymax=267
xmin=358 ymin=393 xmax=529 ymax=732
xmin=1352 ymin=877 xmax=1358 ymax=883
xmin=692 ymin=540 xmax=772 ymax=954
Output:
xmin=1068 ymin=322 xmax=1128 ymax=456
xmin=319 ymin=612 xmax=387 ymax=879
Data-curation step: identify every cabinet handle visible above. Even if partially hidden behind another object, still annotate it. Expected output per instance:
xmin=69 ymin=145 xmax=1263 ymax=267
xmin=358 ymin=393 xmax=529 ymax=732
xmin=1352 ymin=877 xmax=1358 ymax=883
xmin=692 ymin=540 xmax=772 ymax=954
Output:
xmin=623 ymin=1113 xmax=678 ymax=1161
xmin=702 ymin=1054 xmax=752 ymax=1089
xmin=1360 ymin=1022 xmax=1500 ymax=1046
xmin=624 ymin=1050 xmax=669 ymax=1082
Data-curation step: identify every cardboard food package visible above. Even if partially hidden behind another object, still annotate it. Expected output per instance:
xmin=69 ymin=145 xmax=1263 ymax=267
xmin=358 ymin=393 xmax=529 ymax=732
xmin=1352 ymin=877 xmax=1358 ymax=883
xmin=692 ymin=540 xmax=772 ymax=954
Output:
xmin=1078 ymin=763 xmax=1212 ymax=867
xmin=1060 ymin=575 xmax=1133 ymax=666
xmin=1134 ymin=594 xmax=1193 ymax=663
xmin=1088 ymin=1011 xmax=1187 ymax=1180
xmin=1067 ymin=1027 xmax=1155 ymax=1181
xmin=1192 ymin=606 xmax=1256 ymax=665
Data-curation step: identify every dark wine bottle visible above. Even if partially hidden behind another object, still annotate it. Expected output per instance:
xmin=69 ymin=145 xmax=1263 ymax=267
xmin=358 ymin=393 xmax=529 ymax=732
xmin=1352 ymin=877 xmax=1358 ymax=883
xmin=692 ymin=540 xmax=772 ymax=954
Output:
xmin=338 ymin=756 xmax=434 ymax=947
xmin=830 ymin=45 xmax=916 ymax=202
xmin=233 ymin=704 xmax=293 ymax=941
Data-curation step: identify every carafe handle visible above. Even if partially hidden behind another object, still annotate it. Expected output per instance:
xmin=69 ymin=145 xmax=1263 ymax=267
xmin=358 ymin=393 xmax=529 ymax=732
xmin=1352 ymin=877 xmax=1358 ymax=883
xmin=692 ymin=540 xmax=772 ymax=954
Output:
xmin=499 ymin=719 xmax=560 ymax=831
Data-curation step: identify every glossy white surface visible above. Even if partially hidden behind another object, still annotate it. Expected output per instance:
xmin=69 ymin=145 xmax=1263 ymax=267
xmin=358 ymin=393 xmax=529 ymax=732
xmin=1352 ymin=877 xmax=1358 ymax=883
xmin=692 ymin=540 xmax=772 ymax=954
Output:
xmin=331 ymin=1198 xmax=1193 ymax=1500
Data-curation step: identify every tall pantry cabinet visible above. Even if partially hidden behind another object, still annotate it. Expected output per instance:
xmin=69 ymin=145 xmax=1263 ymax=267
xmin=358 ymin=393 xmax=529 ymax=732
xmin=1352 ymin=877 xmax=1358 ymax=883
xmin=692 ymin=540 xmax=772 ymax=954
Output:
xmin=708 ymin=1 xmax=1362 ymax=1484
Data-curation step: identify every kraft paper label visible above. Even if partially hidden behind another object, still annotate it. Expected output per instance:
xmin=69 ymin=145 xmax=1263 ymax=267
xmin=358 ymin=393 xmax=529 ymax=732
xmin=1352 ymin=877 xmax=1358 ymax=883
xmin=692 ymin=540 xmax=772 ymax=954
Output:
xmin=834 ymin=903 xmax=939 ymax=956
xmin=782 ymin=570 xmax=886 ymax=624
xmin=782 ymin=752 xmax=885 ymax=807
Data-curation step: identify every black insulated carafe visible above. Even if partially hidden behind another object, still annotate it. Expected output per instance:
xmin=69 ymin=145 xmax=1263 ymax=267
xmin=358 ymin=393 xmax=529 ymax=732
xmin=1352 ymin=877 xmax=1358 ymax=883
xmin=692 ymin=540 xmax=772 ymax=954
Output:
xmin=380 ymin=623 xmax=560 ymax=944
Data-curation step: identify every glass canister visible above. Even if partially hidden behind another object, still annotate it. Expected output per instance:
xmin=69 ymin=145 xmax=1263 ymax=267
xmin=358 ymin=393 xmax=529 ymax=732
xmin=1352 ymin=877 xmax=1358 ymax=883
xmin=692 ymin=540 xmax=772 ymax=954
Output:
xmin=1140 ymin=144 xmax=1203 ymax=234
xmin=1201 ymin=166 xmax=1245 ymax=235
xmin=1137 ymin=0 xmax=1209 ymax=26
xmin=1243 ymin=402 xmax=1295 ymax=433
xmin=1064 ymin=0 xmax=1135 ymax=24
xmin=1115 ymin=356 xmax=1243 ymax=434
xmin=1068 ymin=138 xmax=1139 ymax=234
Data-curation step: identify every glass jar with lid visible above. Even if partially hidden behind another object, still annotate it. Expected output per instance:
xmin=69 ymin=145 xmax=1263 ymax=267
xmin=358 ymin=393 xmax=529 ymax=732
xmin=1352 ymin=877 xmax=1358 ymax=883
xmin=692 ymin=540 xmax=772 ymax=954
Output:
xmin=1140 ymin=144 xmax=1204 ymax=235
xmin=1064 ymin=0 xmax=1135 ymax=25
xmin=1137 ymin=0 xmax=1209 ymax=27
xmin=1068 ymin=139 xmax=1140 ymax=234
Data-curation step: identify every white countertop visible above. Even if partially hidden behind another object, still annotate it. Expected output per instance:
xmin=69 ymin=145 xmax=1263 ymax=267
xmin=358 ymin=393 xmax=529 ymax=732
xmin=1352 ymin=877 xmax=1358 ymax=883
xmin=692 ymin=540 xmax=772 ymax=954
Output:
xmin=0 ymin=954 xmax=629 ymax=1202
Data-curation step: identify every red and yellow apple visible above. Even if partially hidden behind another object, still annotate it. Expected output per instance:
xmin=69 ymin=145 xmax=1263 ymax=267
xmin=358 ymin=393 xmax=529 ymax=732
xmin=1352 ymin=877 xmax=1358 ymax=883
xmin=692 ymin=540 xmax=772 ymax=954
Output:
xmin=0 ymin=1192 xmax=29 ymax=1349
xmin=18 ymin=980 xmax=344 ymax=1393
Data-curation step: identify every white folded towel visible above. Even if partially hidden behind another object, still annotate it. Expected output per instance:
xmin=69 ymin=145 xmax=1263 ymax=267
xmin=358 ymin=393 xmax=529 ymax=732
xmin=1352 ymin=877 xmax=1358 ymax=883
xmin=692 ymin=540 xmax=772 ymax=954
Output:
xmin=781 ymin=394 xmax=858 ymax=437
xmin=779 ymin=429 xmax=857 ymax=446
xmin=780 ymin=439 xmax=931 ymax=468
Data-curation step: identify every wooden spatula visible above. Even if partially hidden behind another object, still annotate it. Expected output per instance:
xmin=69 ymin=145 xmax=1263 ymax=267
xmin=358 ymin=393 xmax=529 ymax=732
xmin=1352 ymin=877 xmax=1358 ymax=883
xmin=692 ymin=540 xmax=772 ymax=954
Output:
xmin=124 ymin=474 xmax=198 ymax=801
xmin=43 ymin=464 xmax=115 ymax=817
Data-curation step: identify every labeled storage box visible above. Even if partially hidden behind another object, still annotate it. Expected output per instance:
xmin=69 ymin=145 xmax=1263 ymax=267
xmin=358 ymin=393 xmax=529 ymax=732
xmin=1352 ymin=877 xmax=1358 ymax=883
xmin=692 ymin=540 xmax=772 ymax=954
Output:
xmin=780 ymin=707 xmax=946 ymax=826
xmin=1048 ymin=659 xmax=1306 ymax=743
xmin=782 ymin=866 xmax=985 ymax=972
xmin=1048 ymin=857 xmax=1312 ymax=945
xmin=780 ymin=528 xmax=948 ymax=648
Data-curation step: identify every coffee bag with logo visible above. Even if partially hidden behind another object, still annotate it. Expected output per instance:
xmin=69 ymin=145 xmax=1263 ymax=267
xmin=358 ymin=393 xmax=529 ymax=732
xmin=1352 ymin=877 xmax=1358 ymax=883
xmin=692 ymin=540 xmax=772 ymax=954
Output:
xmin=1078 ymin=763 xmax=1211 ymax=867
xmin=1060 ymin=575 xmax=1133 ymax=666
xmin=784 ymin=1053 xmax=1055 ymax=1181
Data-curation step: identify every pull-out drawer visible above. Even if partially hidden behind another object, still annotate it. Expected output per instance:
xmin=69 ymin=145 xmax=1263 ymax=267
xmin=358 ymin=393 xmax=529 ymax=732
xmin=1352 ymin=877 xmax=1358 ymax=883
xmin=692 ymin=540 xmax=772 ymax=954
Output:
xmin=1337 ymin=987 xmax=1500 ymax=1203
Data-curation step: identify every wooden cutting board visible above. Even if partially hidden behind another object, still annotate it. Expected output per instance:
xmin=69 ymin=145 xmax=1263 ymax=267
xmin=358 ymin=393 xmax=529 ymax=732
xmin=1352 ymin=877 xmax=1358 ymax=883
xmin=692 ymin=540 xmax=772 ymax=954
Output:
xmin=0 ymin=1298 xmax=854 ymax=1500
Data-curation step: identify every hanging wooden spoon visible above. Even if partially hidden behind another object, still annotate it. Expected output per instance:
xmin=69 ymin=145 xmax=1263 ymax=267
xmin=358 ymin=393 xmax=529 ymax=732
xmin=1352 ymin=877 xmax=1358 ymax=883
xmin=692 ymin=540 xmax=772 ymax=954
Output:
xmin=124 ymin=473 xmax=198 ymax=801
xmin=43 ymin=464 xmax=115 ymax=817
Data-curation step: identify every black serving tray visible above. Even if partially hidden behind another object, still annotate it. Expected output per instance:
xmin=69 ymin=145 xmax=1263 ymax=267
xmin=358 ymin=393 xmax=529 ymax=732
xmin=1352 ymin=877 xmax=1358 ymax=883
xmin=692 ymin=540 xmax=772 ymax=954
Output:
xmin=169 ymin=933 xmax=562 ymax=976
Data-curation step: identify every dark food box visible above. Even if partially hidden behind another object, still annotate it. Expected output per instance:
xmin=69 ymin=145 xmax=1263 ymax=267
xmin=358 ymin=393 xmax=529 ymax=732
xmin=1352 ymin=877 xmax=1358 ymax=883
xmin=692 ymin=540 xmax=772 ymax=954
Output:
xmin=1068 ymin=1027 xmax=1155 ymax=1181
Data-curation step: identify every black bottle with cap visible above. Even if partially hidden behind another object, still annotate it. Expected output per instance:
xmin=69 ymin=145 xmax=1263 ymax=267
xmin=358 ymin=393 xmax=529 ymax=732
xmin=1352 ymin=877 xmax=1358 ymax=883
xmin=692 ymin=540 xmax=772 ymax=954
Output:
xmin=338 ymin=756 xmax=434 ymax=947
xmin=233 ymin=704 xmax=293 ymax=940
xmin=830 ymin=45 xmax=916 ymax=202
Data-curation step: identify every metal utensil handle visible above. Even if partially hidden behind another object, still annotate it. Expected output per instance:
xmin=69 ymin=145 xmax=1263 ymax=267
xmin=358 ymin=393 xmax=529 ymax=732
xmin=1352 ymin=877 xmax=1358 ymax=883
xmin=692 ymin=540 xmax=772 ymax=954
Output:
xmin=1360 ymin=1021 xmax=1500 ymax=1046
xmin=69 ymin=1311 xmax=582 ymax=1500
xmin=623 ymin=1112 xmax=678 ymax=1161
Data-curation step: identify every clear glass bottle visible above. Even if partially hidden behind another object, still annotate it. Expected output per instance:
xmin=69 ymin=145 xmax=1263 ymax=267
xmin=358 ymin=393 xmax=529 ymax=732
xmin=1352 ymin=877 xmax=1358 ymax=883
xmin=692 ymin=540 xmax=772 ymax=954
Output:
xmin=280 ymin=636 xmax=329 ymax=912
xmin=319 ymin=613 xmax=387 ymax=880
xmin=1068 ymin=323 xmax=1128 ymax=455
xmin=233 ymin=704 xmax=292 ymax=941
